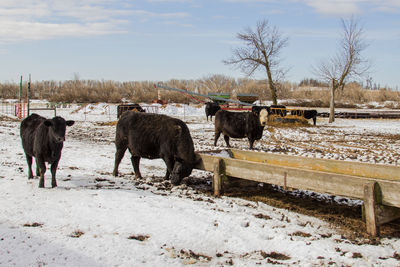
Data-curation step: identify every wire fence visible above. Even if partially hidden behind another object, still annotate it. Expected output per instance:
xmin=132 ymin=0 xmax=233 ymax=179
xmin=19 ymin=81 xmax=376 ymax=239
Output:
xmin=0 ymin=101 xmax=204 ymax=122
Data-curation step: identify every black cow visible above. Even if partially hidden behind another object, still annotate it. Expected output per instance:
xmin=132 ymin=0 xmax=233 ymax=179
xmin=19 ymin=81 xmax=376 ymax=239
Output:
xmin=20 ymin=113 xmax=75 ymax=188
xmin=205 ymin=102 xmax=221 ymax=121
xmin=113 ymin=111 xmax=198 ymax=185
xmin=291 ymin=109 xmax=318 ymax=125
xmin=214 ymin=109 xmax=269 ymax=149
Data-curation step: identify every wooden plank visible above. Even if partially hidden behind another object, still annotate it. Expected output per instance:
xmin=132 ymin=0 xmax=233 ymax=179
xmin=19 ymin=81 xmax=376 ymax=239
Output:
xmin=230 ymin=149 xmax=400 ymax=182
xmin=195 ymin=153 xmax=400 ymax=208
xmin=376 ymin=205 xmax=400 ymax=226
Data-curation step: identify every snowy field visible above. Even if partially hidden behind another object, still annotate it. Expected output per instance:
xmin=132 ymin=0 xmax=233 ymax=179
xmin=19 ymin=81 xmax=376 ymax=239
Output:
xmin=1 ymin=103 xmax=400 ymax=266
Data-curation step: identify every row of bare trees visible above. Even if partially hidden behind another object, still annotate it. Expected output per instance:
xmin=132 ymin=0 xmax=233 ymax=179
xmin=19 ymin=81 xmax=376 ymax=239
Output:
xmin=1 ymin=76 xmax=398 ymax=108
xmin=224 ymin=17 xmax=370 ymax=122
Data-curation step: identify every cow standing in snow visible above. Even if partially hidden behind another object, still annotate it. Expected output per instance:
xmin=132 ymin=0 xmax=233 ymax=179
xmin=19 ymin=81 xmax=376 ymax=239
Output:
xmin=205 ymin=102 xmax=221 ymax=121
xmin=113 ymin=111 xmax=198 ymax=185
xmin=20 ymin=113 xmax=75 ymax=188
xmin=291 ymin=109 xmax=318 ymax=125
xmin=214 ymin=109 xmax=269 ymax=149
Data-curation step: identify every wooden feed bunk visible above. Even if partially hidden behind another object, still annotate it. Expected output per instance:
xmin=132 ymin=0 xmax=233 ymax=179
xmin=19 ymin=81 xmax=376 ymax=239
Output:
xmin=194 ymin=149 xmax=400 ymax=237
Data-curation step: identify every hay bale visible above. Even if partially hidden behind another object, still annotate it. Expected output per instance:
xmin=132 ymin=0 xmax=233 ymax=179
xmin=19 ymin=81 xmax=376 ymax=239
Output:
xmin=268 ymin=115 xmax=309 ymax=126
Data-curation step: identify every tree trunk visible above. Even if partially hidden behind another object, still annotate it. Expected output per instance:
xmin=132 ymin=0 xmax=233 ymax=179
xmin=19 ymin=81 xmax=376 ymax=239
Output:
xmin=270 ymin=82 xmax=277 ymax=105
xmin=329 ymin=80 xmax=336 ymax=123
xmin=265 ymin=65 xmax=277 ymax=105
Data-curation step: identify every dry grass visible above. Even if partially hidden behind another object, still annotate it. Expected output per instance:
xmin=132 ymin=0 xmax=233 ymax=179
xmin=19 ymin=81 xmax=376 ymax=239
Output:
xmin=1 ymin=76 xmax=399 ymax=107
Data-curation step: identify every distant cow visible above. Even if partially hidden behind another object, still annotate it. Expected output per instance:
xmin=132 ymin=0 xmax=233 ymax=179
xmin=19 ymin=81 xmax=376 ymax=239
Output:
xmin=20 ymin=113 xmax=75 ymax=188
xmin=205 ymin=102 xmax=221 ymax=121
xmin=113 ymin=111 xmax=198 ymax=185
xmin=291 ymin=109 xmax=318 ymax=125
xmin=117 ymin=103 xmax=145 ymax=118
xmin=214 ymin=109 xmax=269 ymax=149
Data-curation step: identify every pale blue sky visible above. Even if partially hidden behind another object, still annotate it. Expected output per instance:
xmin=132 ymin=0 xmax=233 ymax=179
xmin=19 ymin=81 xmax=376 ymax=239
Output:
xmin=0 ymin=0 xmax=399 ymax=88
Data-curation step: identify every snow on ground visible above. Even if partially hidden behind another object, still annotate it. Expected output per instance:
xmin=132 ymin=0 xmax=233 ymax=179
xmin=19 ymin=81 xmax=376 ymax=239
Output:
xmin=1 ymin=103 xmax=400 ymax=266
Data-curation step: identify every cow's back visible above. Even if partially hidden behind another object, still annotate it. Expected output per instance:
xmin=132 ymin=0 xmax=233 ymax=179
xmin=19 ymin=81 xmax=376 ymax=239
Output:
xmin=215 ymin=110 xmax=248 ymax=138
xmin=116 ymin=111 xmax=195 ymax=163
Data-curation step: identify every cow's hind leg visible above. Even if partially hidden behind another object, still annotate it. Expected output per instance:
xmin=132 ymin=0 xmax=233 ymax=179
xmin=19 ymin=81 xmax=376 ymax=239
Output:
xmin=214 ymin=131 xmax=221 ymax=146
xmin=113 ymin=143 xmax=127 ymax=177
xmin=36 ymin=164 xmax=40 ymax=177
xmin=313 ymin=117 xmax=317 ymax=126
xmin=36 ymin=158 xmax=46 ymax=188
xmin=223 ymin=135 xmax=231 ymax=148
xmin=131 ymin=156 xmax=142 ymax=179
xmin=25 ymin=154 xmax=34 ymax=179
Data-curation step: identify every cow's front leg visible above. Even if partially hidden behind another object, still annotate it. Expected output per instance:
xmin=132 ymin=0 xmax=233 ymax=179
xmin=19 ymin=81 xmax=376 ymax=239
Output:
xmin=162 ymin=157 xmax=175 ymax=180
xmin=36 ymin=158 xmax=46 ymax=188
xmin=131 ymin=156 xmax=142 ymax=179
xmin=50 ymin=160 xmax=59 ymax=188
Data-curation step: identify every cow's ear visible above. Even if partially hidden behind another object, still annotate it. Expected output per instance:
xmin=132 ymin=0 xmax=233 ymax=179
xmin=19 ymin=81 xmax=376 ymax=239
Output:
xmin=44 ymin=120 xmax=53 ymax=127
xmin=66 ymin=120 xmax=75 ymax=126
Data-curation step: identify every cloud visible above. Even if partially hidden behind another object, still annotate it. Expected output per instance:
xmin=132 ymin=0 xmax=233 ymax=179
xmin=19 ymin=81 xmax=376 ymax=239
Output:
xmin=303 ymin=0 xmax=361 ymax=16
xmin=300 ymin=0 xmax=400 ymax=16
xmin=0 ymin=1 xmax=129 ymax=42
xmin=0 ymin=0 xmax=190 ymax=43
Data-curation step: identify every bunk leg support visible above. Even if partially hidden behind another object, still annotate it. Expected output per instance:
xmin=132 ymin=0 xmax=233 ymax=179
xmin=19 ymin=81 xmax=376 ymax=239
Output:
xmin=213 ymin=158 xmax=224 ymax=197
xmin=363 ymin=182 xmax=400 ymax=237
xmin=364 ymin=182 xmax=379 ymax=237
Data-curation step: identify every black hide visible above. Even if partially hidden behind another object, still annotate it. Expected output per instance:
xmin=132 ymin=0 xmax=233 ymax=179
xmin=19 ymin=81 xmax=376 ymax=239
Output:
xmin=205 ymin=102 xmax=221 ymax=121
xmin=113 ymin=111 xmax=197 ymax=185
xmin=291 ymin=109 xmax=318 ymax=125
xmin=214 ymin=110 xmax=264 ymax=149
xmin=20 ymin=113 xmax=74 ymax=188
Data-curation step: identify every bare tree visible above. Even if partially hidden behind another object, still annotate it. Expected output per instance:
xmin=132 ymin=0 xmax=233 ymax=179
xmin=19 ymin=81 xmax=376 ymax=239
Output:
xmin=199 ymin=74 xmax=236 ymax=95
xmin=223 ymin=19 xmax=288 ymax=105
xmin=314 ymin=17 xmax=370 ymax=123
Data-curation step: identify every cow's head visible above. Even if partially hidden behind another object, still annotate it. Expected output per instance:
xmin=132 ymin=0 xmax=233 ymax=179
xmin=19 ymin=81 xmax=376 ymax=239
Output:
xmin=44 ymin=117 xmax=75 ymax=143
xmin=170 ymin=160 xmax=194 ymax=185
xmin=259 ymin=108 xmax=269 ymax=126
